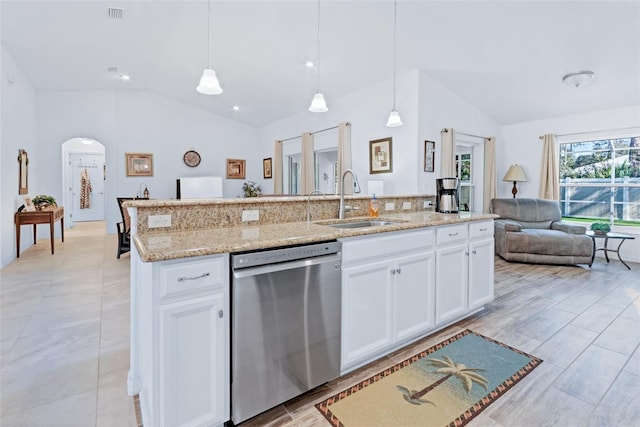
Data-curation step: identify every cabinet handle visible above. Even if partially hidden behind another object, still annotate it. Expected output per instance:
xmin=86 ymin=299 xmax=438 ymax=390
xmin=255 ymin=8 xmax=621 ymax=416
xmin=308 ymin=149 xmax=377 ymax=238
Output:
xmin=177 ymin=272 xmax=211 ymax=282
xmin=449 ymin=232 xmax=459 ymax=237
xmin=479 ymin=228 xmax=487 ymax=232
xmin=472 ymin=250 xmax=477 ymax=255
xmin=391 ymin=269 xmax=396 ymax=275
xmin=465 ymin=252 xmax=469 ymax=256
xmin=396 ymin=268 xmax=401 ymax=274
xmin=218 ymin=310 xmax=223 ymax=318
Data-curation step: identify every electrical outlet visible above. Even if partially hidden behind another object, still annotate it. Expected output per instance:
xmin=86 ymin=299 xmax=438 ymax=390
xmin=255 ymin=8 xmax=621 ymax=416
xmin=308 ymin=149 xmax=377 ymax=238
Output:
xmin=385 ymin=202 xmax=395 ymax=211
xmin=148 ymin=214 xmax=171 ymax=228
xmin=242 ymin=210 xmax=260 ymax=222
xmin=423 ymin=201 xmax=433 ymax=208
xmin=402 ymin=202 xmax=412 ymax=210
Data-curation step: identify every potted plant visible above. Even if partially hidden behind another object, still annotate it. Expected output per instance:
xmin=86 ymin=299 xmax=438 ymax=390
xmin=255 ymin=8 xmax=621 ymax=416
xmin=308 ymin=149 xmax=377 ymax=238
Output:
xmin=31 ymin=194 xmax=57 ymax=210
xmin=590 ymin=222 xmax=610 ymax=235
xmin=242 ymin=181 xmax=262 ymax=198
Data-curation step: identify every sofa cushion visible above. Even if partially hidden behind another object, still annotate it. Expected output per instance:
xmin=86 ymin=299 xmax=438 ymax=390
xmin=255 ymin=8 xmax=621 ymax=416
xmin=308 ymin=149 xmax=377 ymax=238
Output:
xmin=491 ymin=198 xmax=562 ymax=224
xmin=506 ymin=229 xmax=592 ymax=257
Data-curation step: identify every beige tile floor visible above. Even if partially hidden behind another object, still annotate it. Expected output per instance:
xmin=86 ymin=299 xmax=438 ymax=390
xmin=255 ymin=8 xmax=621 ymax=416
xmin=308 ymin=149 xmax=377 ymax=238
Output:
xmin=2 ymin=221 xmax=640 ymax=426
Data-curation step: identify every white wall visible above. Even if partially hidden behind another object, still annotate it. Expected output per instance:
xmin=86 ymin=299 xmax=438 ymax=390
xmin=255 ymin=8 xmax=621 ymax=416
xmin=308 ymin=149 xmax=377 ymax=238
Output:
xmin=417 ymin=71 xmax=500 ymax=196
xmin=36 ymin=90 xmax=259 ymax=234
xmin=1 ymin=44 xmax=38 ymax=267
xmin=258 ymin=70 xmax=420 ymax=195
xmin=500 ymin=105 xmax=640 ymax=263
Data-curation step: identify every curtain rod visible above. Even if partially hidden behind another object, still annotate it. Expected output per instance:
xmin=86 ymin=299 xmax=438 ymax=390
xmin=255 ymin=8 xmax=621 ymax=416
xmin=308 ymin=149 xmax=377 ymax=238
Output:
xmin=280 ymin=123 xmax=350 ymax=143
xmin=441 ymin=128 xmax=487 ymax=139
xmin=539 ymin=126 xmax=639 ymax=140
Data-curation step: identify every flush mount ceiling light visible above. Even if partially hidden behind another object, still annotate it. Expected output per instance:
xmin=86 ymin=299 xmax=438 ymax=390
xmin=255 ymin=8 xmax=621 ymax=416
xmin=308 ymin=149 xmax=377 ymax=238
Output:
xmin=386 ymin=0 xmax=403 ymax=127
xmin=197 ymin=0 xmax=223 ymax=95
xmin=562 ymin=70 xmax=595 ymax=88
xmin=305 ymin=60 xmax=314 ymax=68
xmin=308 ymin=0 xmax=328 ymax=113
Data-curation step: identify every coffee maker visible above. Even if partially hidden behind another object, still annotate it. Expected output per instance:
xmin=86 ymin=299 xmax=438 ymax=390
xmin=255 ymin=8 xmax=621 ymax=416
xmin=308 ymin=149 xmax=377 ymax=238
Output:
xmin=436 ymin=178 xmax=459 ymax=213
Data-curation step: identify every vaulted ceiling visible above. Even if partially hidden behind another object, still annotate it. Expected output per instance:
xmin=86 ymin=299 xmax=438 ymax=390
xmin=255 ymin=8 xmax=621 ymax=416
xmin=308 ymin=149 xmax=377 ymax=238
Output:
xmin=2 ymin=1 xmax=639 ymax=127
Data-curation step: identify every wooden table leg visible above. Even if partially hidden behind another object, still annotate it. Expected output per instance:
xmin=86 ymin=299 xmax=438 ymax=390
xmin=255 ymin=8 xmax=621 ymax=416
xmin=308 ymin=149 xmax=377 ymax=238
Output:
xmin=16 ymin=224 xmax=21 ymax=258
xmin=61 ymin=217 xmax=64 ymax=242
xmin=49 ymin=217 xmax=55 ymax=254
xmin=33 ymin=224 xmax=37 ymax=244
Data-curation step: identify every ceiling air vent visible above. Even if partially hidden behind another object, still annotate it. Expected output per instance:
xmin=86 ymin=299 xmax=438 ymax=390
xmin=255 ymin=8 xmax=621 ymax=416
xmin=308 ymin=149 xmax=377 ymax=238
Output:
xmin=107 ymin=67 xmax=119 ymax=73
xmin=107 ymin=8 xmax=123 ymax=20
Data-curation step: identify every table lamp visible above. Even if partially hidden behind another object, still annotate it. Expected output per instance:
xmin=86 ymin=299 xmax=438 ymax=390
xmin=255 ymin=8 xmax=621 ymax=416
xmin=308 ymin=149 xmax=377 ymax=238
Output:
xmin=503 ymin=164 xmax=527 ymax=198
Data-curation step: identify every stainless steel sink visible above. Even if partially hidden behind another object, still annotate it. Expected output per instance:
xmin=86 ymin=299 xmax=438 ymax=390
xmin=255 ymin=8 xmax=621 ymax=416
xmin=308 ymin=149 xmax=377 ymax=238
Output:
xmin=325 ymin=220 xmax=398 ymax=229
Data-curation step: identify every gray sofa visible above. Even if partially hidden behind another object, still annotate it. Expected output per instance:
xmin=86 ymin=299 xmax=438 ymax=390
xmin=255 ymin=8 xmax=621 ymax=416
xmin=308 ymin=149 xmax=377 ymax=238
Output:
xmin=490 ymin=198 xmax=593 ymax=265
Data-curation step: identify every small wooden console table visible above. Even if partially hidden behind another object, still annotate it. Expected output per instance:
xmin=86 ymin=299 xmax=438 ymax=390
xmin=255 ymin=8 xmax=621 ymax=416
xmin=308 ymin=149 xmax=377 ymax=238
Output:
xmin=15 ymin=207 xmax=64 ymax=257
xmin=587 ymin=230 xmax=635 ymax=270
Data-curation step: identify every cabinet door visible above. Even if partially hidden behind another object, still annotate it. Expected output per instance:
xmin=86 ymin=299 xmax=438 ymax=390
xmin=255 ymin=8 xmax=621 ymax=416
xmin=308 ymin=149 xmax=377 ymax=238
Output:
xmin=468 ymin=238 xmax=495 ymax=310
xmin=159 ymin=292 xmax=227 ymax=427
xmin=435 ymin=242 xmax=468 ymax=325
xmin=341 ymin=260 xmax=394 ymax=370
xmin=394 ymin=251 xmax=435 ymax=342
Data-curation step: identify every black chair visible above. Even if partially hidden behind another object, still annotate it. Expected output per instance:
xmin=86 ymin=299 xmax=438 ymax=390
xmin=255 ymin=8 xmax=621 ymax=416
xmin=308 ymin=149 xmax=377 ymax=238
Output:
xmin=116 ymin=197 xmax=134 ymax=259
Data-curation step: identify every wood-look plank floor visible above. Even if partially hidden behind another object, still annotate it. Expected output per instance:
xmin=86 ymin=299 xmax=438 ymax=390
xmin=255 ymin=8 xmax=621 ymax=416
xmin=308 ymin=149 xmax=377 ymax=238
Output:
xmin=243 ymin=256 xmax=640 ymax=427
xmin=2 ymin=222 xmax=638 ymax=426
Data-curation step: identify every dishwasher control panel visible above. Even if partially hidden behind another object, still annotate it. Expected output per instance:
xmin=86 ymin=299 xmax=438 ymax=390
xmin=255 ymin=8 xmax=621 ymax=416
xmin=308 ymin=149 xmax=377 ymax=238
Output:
xmin=232 ymin=241 xmax=341 ymax=269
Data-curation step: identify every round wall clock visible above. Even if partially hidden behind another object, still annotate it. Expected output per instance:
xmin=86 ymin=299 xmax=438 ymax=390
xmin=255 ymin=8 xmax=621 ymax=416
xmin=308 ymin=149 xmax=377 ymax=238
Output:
xmin=183 ymin=150 xmax=201 ymax=167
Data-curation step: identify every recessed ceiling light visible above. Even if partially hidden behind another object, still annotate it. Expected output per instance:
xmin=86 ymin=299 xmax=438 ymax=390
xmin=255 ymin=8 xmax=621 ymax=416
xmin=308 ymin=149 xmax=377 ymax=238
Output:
xmin=120 ymin=74 xmax=131 ymax=81
xmin=305 ymin=60 xmax=314 ymax=68
xmin=232 ymin=105 xmax=240 ymax=111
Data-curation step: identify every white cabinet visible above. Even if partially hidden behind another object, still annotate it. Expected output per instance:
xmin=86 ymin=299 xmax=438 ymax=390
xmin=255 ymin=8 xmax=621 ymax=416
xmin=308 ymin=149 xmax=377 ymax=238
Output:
xmin=435 ymin=221 xmax=494 ymax=325
xmin=340 ymin=229 xmax=435 ymax=372
xmin=137 ymin=254 xmax=229 ymax=427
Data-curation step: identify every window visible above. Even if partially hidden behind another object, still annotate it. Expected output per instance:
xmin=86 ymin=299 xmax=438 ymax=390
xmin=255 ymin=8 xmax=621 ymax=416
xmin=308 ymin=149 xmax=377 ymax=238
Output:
xmin=456 ymin=150 xmax=473 ymax=212
xmin=558 ymin=136 xmax=640 ymax=226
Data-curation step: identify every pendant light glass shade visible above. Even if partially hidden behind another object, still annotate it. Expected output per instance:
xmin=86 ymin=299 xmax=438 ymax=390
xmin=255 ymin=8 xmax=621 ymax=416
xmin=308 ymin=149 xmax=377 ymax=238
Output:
xmin=386 ymin=110 xmax=403 ymax=127
xmin=197 ymin=0 xmax=222 ymax=95
xmin=309 ymin=92 xmax=328 ymax=112
xmin=197 ymin=69 xmax=223 ymax=95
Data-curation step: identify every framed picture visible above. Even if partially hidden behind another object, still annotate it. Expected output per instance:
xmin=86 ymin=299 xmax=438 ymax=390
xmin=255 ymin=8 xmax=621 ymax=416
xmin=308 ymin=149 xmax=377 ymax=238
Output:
xmin=226 ymin=159 xmax=246 ymax=179
xmin=263 ymin=157 xmax=272 ymax=179
xmin=424 ymin=140 xmax=435 ymax=172
xmin=23 ymin=196 xmax=35 ymax=212
xmin=125 ymin=153 xmax=153 ymax=177
xmin=369 ymin=137 xmax=393 ymax=174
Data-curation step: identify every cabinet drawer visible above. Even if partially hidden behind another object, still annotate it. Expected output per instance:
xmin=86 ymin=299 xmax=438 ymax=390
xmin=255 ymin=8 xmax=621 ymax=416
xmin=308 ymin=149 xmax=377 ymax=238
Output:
xmin=469 ymin=220 xmax=494 ymax=240
xmin=436 ymin=224 xmax=468 ymax=246
xmin=159 ymin=256 xmax=226 ymax=300
xmin=341 ymin=229 xmax=434 ymax=265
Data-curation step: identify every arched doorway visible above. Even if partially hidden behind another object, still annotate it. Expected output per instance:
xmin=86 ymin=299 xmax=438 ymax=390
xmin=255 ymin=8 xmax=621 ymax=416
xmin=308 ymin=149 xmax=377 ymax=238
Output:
xmin=61 ymin=138 xmax=106 ymax=228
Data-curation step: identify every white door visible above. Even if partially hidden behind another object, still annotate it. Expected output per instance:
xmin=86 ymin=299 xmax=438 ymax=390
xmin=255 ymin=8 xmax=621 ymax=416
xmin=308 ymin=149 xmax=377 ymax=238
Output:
xmin=70 ymin=153 xmax=105 ymax=221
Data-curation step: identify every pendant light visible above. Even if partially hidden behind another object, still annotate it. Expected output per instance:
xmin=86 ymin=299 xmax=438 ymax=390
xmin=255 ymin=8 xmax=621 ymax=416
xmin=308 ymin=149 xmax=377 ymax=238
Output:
xmin=196 ymin=0 xmax=223 ymax=95
xmin=386 ymin=0 xmax=403 ymax=127
xmin=309 ymin=0 xmax=328 ymax=112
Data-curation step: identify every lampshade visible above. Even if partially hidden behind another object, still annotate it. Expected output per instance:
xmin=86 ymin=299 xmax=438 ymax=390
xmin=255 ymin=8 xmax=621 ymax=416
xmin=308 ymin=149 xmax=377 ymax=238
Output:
xmin=562 ymin=71 xmax=595 ymax=88
xmin=503 ymin=164 xmax=528 ymax=182
xmin=308 ymin=92 xmax=328 ymax=112
xmin=386 ymin=110 xmax=403 ymax=127
xmin=196 ymin=69 xmax=223 ymax=95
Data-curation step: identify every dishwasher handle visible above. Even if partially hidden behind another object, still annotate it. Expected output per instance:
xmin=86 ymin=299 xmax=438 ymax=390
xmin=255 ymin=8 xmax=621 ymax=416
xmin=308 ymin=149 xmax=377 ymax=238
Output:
xmin=232 ymin=253 xmax=341 ymax=279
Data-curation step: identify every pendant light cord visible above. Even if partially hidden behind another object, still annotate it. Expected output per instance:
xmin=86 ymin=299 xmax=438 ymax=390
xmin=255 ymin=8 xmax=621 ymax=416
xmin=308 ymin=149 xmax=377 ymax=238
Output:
xmin=316 ymin=0 xmax=321 ymax=92
xmin=207 ymin=0 xmax=211 ymax=68
xmin=392 ymin=0 xmax=397 ymax=110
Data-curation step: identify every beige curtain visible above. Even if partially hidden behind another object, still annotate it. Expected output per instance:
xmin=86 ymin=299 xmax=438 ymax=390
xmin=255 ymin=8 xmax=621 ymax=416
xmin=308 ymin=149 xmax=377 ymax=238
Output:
xmin=273 ymin=140 xmax=283 ymax=195
xmin=539 ymin=133 xmax=559 ymax=200
xmin=301 ymin=132 xmax=315 ymax=194
xmin=440 ymin=128 xmax=456 ymax=177
xmin=338 ymin=122 xmax=353 ymax=194
xmin=483 ymin=137 xmax=497 ymax=213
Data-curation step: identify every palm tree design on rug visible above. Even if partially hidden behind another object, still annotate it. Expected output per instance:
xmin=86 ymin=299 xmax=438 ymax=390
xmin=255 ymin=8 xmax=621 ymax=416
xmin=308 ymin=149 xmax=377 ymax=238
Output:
xmin=397 ymin=355 xmax=489 ymax=405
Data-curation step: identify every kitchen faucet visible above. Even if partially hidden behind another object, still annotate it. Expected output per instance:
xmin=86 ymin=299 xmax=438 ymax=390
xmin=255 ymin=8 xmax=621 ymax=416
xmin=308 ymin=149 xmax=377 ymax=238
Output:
xmin=339 ymin=169 xmax=361 ymax=219
xmin=307 ymin=190 xmax=324 ymax=223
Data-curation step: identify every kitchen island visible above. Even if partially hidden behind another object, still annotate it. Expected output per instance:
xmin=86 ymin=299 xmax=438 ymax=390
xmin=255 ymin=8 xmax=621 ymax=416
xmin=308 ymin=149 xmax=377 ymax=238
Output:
xmin=124 ymin=196 xmax=497 ymax=427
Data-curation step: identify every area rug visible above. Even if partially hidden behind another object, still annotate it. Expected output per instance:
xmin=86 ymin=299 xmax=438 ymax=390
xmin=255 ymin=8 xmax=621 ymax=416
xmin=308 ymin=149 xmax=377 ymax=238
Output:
xmin=316 ymin=329 xmax=542 ymax=427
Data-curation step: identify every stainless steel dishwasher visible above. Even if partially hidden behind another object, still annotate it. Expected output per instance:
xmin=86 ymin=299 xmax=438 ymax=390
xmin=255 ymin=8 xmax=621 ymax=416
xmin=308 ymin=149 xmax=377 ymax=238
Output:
xmin=231 ymin=241 xmax=342 ymax=424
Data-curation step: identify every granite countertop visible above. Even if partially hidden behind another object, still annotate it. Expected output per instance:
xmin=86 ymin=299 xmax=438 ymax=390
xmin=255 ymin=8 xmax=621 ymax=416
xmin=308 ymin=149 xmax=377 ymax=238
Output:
xmin=133 ymin=211 xmax=497 ymax=262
